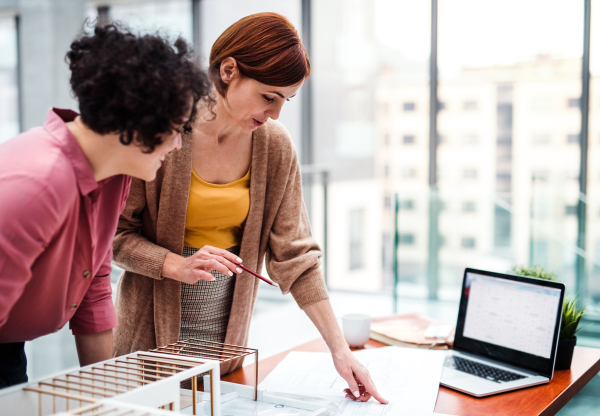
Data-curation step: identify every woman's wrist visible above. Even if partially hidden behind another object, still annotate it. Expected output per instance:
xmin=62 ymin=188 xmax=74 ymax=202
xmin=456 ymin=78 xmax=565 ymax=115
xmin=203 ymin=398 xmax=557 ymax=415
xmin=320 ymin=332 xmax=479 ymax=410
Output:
xmin=161 ymin=252 xmax=182 ymax=280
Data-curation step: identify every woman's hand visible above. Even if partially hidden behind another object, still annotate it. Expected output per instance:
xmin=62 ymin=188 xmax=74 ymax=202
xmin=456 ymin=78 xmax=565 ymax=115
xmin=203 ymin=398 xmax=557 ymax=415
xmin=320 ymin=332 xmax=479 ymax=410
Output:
xmin=302 ymin=300 xmax=387 ymax=404
xmin=333 ymin=349 xmax=388 ymax=404
xmin=161 ymin=245 xmax=243 ymax=284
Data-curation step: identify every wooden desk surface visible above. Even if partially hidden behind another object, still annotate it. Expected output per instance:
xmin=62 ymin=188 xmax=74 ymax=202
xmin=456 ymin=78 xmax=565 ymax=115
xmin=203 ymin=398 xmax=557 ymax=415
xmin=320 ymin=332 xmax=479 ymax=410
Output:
xmin=222 ymin=338 xmax=600 ymax=416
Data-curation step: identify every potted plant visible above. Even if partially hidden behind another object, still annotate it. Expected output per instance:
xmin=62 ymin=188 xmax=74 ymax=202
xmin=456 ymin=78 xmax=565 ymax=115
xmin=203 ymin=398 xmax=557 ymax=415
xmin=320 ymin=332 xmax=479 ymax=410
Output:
xmin=511 ymin=265 xmax=588 ymax=370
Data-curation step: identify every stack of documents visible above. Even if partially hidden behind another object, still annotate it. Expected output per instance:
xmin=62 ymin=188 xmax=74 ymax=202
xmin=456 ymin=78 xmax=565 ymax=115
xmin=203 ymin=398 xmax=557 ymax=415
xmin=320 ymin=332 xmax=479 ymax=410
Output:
xmin=259 ymin=346 xmax=452 ymax=416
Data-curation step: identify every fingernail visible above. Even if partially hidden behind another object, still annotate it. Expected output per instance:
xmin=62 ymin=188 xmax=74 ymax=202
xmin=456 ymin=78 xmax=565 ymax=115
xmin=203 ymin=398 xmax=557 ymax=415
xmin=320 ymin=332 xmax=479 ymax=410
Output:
xmin=353 ymin=391 xmax=360 ymax=398
xmin=228 ymin=271 xmax=233 ymax=276
xmin=236 ymin=267 xmax=242 ymax=273
xmin=237 ymin=258 xmax=242 ymax=263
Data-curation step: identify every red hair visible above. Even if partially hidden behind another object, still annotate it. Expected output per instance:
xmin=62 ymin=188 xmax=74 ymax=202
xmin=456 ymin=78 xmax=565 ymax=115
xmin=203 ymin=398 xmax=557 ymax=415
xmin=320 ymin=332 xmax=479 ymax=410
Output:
xmin=209 ymin=12 xmax=310 ymax=96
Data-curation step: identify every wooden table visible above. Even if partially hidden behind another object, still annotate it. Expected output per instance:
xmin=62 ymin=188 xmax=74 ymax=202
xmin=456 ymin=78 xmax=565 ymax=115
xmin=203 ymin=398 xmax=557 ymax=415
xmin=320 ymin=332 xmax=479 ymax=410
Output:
xmin=222 ymin=338 xmax=600 ymax=416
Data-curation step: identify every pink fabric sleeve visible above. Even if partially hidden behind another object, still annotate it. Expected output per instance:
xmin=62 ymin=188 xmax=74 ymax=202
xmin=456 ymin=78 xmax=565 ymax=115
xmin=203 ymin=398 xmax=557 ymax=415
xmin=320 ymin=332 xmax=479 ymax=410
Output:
xmin=0 ymin=176 xmax=61 ymax=329
xmin=69 ymin=260 xmax=118 ymax=335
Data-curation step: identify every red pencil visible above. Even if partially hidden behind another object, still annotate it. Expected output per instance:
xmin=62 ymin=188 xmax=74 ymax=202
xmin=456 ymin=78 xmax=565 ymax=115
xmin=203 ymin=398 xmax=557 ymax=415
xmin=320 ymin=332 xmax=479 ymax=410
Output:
xmin=236 ymin=263 xmax=277 ymax=286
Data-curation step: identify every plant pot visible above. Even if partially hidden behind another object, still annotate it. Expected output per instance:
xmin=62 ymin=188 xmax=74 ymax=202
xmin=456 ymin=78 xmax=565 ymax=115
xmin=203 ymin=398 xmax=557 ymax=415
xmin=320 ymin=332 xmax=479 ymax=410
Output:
xmin=555 ymin=336 xmax=576 ymax=370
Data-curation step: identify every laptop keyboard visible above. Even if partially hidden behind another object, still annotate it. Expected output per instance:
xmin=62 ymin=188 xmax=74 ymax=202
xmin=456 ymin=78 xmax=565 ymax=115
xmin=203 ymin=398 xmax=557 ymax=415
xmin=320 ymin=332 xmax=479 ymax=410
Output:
xmin=445 ymin=356 xmax=527 ymax=383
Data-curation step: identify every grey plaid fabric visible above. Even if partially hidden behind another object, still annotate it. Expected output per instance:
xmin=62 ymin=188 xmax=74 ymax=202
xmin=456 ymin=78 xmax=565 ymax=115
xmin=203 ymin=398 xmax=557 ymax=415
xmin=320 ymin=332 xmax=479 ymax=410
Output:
xmin=179 ymin=246 xmax=238 ymax=343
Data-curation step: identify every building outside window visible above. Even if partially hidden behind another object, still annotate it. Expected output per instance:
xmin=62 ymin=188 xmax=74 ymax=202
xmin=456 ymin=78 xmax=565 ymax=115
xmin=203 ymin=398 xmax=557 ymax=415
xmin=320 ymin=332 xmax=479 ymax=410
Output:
xmin=462 ymin=201 xmax=476 ymax=212
xmin=403 ymin=134 xmax=415 ymax=144
xmin=462 ymin=169 xmax=478 ymax=179
xmin=0 ymin=16 xmax=19 ymax=143
xmin=463 ymin=100 xmax=478 ymax=111
xmin=399 ymin=199 xmax=414 ymax=210
xmin=532 ymin=133 xmax=551 ymax=145
xmin=403 ymin=102 xmax=416 ymax=111
xmin=399 ymin=233 xmax=415 ymax=245
xmin=568 ymin=97 xmax=580 ymax=108
xmin=461 ymin=237 xmax=476 ymax=249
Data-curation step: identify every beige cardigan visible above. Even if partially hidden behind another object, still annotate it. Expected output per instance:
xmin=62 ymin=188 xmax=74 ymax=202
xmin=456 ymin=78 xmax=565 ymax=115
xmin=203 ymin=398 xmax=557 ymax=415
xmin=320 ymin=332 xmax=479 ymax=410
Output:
xmin=112 ymin=120 xmax=329 ymax=374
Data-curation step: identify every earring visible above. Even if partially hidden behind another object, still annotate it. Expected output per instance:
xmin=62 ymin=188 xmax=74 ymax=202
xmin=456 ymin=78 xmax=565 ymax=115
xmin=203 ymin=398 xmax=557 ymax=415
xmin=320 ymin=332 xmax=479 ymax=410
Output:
xmin=224 ymin=79 xmax=229 ymax=84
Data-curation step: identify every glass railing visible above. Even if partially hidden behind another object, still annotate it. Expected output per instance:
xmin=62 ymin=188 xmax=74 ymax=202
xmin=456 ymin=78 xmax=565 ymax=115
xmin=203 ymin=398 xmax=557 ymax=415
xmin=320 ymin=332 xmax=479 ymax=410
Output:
xmin=301 ymin=174 xmax=600 ymax=338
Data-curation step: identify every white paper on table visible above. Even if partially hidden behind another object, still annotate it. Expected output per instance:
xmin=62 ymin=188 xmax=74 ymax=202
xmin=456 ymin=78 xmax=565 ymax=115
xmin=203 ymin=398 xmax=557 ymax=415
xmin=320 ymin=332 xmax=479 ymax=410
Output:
xmin=259 ymin=347 xmax=448 ymax=416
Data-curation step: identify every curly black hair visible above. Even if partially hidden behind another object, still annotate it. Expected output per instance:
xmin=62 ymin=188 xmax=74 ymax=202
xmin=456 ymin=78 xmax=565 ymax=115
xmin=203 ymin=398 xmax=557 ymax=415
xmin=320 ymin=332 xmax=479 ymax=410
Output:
xmin=66 ymin=22 xmax=211 ymax=152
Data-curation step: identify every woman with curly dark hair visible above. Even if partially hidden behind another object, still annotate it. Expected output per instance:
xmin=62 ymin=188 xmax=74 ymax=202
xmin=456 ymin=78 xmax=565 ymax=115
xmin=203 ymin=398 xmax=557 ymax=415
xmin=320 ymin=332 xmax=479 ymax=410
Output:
xmin=0 ymin=23 xmax=210 ymax=388
xmin=113 ymin=13 xmax=387 ymax=404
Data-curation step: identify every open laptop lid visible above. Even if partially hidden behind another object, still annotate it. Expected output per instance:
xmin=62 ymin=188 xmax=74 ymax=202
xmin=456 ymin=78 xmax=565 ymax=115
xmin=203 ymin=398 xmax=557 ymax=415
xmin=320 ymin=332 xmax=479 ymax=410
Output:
xmin=453 ymin=268 xmax=565 ymax=378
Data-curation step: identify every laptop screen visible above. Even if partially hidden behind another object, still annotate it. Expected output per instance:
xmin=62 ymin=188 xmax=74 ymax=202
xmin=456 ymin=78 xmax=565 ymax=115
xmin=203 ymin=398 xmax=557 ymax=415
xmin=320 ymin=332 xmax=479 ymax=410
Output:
xmin=454 ymin=269 xmax=565 ymax=377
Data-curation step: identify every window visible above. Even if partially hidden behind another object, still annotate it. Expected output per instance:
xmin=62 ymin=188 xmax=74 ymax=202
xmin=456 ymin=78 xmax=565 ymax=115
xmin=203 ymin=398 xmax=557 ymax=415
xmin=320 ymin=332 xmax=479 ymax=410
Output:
xmin=462 ymin=201 xmax=476 ymax=212
xmin=403 ymin=135 xmax=415 ymax=144
xmin=461 ymin=237 xmax=476 ymax=249
xmin=463 ymin=100 xmax=478 ymax=111
xmin=567 ymin=134 xmax=580 ymax=144
xmin=349 ymin=209 xmax=365 ymax=270
xmin=399 ymin=234 xmax=415 ymax=245
xmin=497 ymin=173 xmax=512 ymax=181
xmin=104 ymin=0 xmax=193 ymax=42
xmin=403 ymin=102 xmax=416 ymax=111
xmin=438 ymin=235 xmax=446 ymax=247
xmin=462 ymin=134 xmax=478 ymax=145
xmin=381 ymin=103 xmax=390 ymax=115
xmin=532 ymin=170 xmax=550 ymax=181
xmin=0 ymin=16 xmax=19 ymax=143
xmin=531 ymin=96 xmax=553 ymax=112
xmin=399 ymin=199 xmax=414 ymax=210
xmin=568 ymin=98 xmax=580 ymax=108
xmin=565 ymin=205 xmax=577 ymax=216
xmin=462 ymin=169 xmax=478 ymax=179
xmin=565 ymin=170 xmax=579 ymax=181
xmin=401 ymin=168 xmax=417 ymax=178
xmin=532 ymin=134 xmax=551 ymax=145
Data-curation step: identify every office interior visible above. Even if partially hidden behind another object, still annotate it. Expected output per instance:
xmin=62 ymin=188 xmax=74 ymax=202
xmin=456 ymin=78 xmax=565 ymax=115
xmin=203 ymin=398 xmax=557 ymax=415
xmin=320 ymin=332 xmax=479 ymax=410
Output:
xmin=0 ymin=0 xmax=599 ymax=414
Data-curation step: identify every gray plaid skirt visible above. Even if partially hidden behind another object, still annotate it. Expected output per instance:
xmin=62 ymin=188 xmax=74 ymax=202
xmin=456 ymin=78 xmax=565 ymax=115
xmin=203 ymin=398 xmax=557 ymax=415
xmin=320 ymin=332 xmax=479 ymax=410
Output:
xmin=179 ymin=246 xmax=239 ymax=343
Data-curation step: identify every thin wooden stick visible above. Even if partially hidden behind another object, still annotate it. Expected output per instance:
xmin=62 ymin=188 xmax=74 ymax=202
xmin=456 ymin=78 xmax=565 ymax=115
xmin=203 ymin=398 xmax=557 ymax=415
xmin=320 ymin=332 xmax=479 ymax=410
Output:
xmin=79 ymin=369 xmax=153 ymax=387
xmin=111 ymin=361 xmax=187 ymax=377
xmin=24 ymin=386 xmax=97 ymax=404
xmin=191 ymin=376 xmax=197 ymax=416
xmin=100 ymin=363 xmax=164 ymax=380
xmin=254 ymin=350 xmax=259 ymax=401
xmin=66 ymin=372 xmax=140 ymax=390
xmin=65 ymin=401 xmax=104 ymax=414
xmin=133 ymin=355 xmax=197 ymax=369
xmin=50 ymin=377 xmax=125 ymax=395
xmin=38 ymin=382 xmax=112 ymax=398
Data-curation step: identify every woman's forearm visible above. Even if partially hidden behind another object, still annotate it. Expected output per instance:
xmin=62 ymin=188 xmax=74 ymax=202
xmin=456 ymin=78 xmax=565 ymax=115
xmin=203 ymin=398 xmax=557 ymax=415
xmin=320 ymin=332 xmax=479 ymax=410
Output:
xmin=303 ymin=298 xmax=348 ymax=354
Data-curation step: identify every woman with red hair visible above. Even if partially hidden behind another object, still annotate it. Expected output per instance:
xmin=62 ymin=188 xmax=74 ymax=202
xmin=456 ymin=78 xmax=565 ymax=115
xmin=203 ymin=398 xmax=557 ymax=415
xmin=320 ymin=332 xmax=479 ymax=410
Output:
xmin=112 ymin=13 xmax=386 ymax=404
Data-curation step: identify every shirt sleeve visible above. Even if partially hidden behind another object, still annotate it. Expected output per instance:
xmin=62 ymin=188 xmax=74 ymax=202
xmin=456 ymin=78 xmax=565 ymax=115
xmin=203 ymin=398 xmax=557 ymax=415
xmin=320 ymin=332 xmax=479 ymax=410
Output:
xmin=0 ymin=175 xmax=62 ymax=330
xmin=69 ymin=176 xmax=129 ymax=336
xmin=69 ymin=247 xmax=117 ymax=336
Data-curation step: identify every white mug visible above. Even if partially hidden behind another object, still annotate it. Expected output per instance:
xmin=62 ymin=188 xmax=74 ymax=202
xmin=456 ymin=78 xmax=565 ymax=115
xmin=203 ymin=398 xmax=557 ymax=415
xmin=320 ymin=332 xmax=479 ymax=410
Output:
xmin=342 ymin=314 xmax=371 ymax=348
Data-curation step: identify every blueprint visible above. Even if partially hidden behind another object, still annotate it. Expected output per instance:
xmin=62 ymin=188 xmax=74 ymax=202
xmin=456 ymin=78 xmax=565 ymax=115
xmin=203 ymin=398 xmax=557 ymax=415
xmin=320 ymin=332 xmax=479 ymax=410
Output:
xmin=259 ymin=347 xmax=448 ymax=416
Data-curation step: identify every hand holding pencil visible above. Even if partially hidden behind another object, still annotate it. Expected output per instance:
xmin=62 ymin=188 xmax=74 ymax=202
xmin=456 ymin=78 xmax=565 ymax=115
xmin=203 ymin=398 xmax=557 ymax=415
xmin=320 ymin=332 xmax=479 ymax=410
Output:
xmin=161 ymin=244 xmax=276 ymax=286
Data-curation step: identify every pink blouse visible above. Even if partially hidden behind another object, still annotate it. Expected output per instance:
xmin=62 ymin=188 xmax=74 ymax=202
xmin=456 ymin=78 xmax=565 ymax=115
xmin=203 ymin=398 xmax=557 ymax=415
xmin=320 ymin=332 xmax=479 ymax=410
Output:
xmin=0 ymin=108 xmax=131 ymax=342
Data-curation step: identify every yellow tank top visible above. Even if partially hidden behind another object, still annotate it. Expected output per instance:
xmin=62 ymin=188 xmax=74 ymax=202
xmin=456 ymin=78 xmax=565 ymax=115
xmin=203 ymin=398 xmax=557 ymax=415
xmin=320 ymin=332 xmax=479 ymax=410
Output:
xmin=184 ymin=167 xmax=251 ymax=249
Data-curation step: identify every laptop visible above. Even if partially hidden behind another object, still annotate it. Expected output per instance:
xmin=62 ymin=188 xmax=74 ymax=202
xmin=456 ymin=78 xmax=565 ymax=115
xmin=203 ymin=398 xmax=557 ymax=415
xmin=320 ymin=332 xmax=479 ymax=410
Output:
xmin=440 ymin=268 xmax=565 ymax=397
